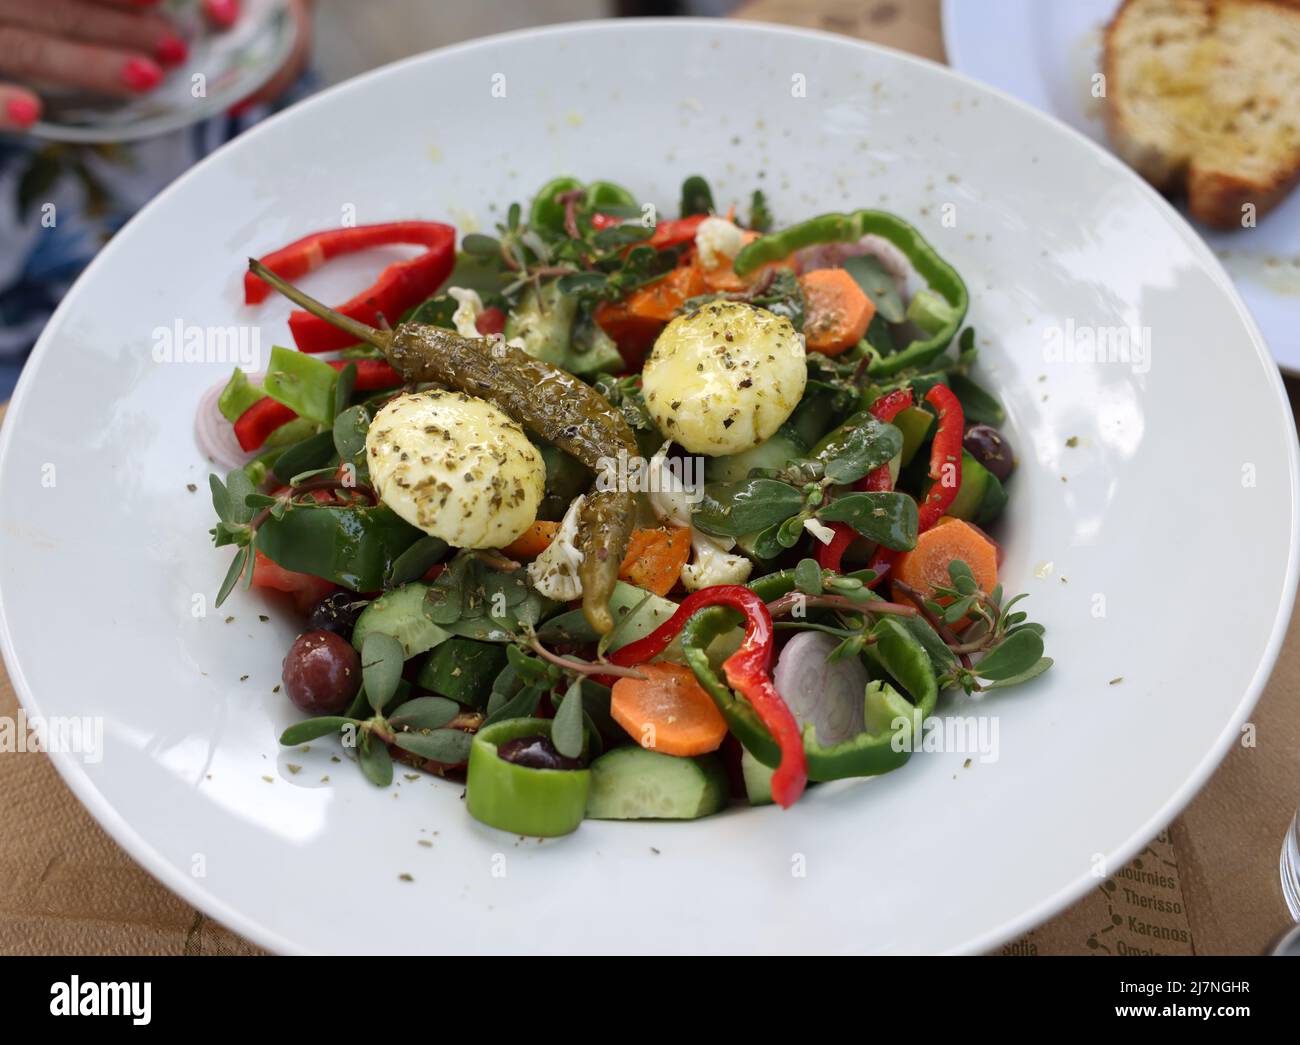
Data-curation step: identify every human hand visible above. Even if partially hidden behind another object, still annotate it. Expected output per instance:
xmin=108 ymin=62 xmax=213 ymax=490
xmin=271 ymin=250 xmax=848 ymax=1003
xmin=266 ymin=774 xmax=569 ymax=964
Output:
xmin=0 ymin=0 xmax=244 ymax=132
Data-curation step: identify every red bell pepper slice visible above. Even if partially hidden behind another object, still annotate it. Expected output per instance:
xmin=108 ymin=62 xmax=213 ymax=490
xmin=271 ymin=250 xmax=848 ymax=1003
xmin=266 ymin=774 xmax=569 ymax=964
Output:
xmin=245 ymin=221 xmax=457 ymax=354
xmin=244 ymin=222 xmax=452 ymax=304
xmin=233 ymin=396 xmax=297 ymax=452
xmin=251 ymin=551 xmax=336 ymax=615
xmin=865 ymin=383 xmax=964 ymax=583
xmin=816 ymin=388 xmax=915 ymax=573
xmin=326 ymin=358 xmax=401 ymax=391
xmin=610 ymin=585 xmax=808 ymax=808
xmin=591 ymin=211 xmax=708 ymax=252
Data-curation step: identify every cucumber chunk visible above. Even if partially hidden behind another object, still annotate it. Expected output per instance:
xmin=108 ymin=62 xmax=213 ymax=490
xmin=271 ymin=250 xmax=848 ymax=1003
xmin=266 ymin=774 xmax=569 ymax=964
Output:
xmin=414 ymin=637 xmax=506 ymax=707
xmin=704 ymin=424 xmax=808 ymax=482
xmin=535 ymin=581 xmax=678 ymax=651
xmin=945 ymin=450 xmax=1008 ymax=526
xmin=586 ymin=747 xmax=729 ymax=820
xmin=741 ymin=748 xmax=774 ymax=806
xmin=351 ymin=583 xmax=449 ymax=659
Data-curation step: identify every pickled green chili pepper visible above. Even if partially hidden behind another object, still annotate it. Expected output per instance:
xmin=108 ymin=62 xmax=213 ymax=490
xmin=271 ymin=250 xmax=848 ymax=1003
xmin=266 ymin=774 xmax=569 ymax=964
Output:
xmin=247 ymin=259 xmax=638 ymax=635
xmin=732 ymin=210 xmax=968 ymax=377
xmin=466 ymin=718 xmax=590 ymax=837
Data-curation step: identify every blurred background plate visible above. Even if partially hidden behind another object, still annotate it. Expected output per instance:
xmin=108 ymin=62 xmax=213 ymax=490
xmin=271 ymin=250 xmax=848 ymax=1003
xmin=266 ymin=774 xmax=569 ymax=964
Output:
xmin=942 ymin=0 xmax=1300 ymax=374
xmin=31 ymin=0 xmax=297 ymax=143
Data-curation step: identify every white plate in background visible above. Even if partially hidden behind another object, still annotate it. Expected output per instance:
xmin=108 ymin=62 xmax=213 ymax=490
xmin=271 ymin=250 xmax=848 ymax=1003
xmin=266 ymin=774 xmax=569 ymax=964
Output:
xmin=943 ymin=0 xmax=1300 ymax=374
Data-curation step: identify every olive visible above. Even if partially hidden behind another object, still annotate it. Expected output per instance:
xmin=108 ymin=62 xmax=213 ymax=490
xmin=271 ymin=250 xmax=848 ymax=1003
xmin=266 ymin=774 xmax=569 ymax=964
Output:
xmin=496 ymin=735 xmax=583 ymax=771
xmin=282 ymin=630 xmax=362 ymax=715
xmin=963 ymin=424 xmax=1015 ymax=482
xmin=307 ymin=592 xmax=370 ymax=639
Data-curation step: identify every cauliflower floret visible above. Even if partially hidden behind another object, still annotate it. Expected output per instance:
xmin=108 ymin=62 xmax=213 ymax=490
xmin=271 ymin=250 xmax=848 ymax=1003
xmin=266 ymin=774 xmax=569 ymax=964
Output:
xmin=527 ymin=495 xmax=585 ymax=601
xmin=682 ymin=531 xmax=753 ymax=592
xmin=646 ymin=443 xmax=751 ymax=592
xmin=694 ymin=216 xmax=746 ymax=270
xmin=447 ymin=286 xmax=484 ymax=339
xmin=647 ymin=441 xmax=698 ymax=528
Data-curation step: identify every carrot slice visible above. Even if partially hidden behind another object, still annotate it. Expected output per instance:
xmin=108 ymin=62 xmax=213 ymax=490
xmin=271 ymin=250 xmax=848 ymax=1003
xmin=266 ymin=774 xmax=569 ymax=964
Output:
xmin=892 ymin=517 xmax=998 ymax=604
xmin=500 ymin=520 xmax=560 ymax=560
xmin=622 ymin=265 xmax=706 ymax=322
xmin=619 ymin=526 xmax=692 ymax=596
xmin=799 ymin=268 xmax=876 ymax=355
xmin=610 ymin=662 xmax=728 ymax=756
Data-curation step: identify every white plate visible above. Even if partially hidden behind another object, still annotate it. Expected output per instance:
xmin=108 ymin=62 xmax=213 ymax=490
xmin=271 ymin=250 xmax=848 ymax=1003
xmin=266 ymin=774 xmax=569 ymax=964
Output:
xmin=0 ymin=19 xmax=1296 ymax=955
xmin=32 ymin=0 xmax=297 ymax=143
xmin=942 ymin=0 xmax=1300 ymax=374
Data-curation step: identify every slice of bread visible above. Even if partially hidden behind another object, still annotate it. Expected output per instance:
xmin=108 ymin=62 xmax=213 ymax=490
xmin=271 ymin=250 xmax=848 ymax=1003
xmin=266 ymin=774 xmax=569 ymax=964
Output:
xmin=1104 ymin=0 xmax=1300 ymax=227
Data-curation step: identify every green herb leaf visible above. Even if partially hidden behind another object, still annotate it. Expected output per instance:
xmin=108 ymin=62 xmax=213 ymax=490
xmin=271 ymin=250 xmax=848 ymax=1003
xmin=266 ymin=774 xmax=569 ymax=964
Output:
xmin=361 ymin=632 xmax=405 ymax=711
xmin=331 ymin=362 xmax=357 ymax=419
xmin=816 ymin=491 xmax=918 ymax=550
xmin=393 ymin=729 xmax=472 ymax=764
xmin=279 ymin=716 xmax=354 ymax=745
xmin=980 ymin=656 xmax=1053 ymax=691
xmin=680 ymin=175 xmax=715 ymax=217
xmin=388 ymin=696 xmax=460 ymax=731
xmin=552 ymin=678 xmax=585 ymax=759
xmin=843 ymin=255 xmax=905 ymax=323
xmin=794 ymin=558 xmax=823 ymax=595
xmin=483 ymin=682 xmax=543 ymax=727
xmin=461 ymin=233 xmax=502 ymax=256
xmin=270 ymin=430 xmax=336 ymax=484
xmin=358 ymin=730 xmax=393 ymax=787
xmin=974 ymin=630 xmax=1046 ymax=681
xmin=209 ymin=474 xmax=233 ymax=524
xmin=386 ymin=536 xmax=448 ymax=588
xmin=748 ymin=189 xmax=772 ymax=232
xmin=215 ymin=547 xmax=249 ymax=607
xmin=224 ymin=468 xmax=256 ymax=525
xmin=815 ymin=415 xmax=903 ymax=486
xmin=948 ymin=558 xmax=978 ymax=595
xmin=942 ymin=595 xmax=977 ymax=624
xmin=692 ymin=478 xmax=804 ymax=538
xmin=948 ymin=372 xmax=1005 ymax=427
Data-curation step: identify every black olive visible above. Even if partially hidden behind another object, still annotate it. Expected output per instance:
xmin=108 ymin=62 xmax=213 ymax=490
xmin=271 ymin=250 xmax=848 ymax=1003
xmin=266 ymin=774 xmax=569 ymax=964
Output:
xmin=282 ymin=630 xmax=362 ymax=715
xmin=307 ymin=592 xmax=370 ymax=639
xmin=496 ymin=735 xmax=583 ymax=771
xmin=963 ymin=424 xmax=1015 ymax=482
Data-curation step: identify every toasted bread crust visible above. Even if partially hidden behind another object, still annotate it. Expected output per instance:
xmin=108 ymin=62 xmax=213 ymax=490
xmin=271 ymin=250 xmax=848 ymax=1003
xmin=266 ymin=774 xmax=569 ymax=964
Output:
xmin=1104 ymin=0 xmax=1300 ymax=228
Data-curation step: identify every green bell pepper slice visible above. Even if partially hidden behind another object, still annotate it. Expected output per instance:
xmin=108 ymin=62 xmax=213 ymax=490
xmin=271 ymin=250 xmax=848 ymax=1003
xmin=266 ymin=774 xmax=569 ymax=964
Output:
xmin=263 ymin=345 xmax=339 ymax=425
xmin=218 ymin=367 xmax=265 ymax=422
xmin=732 ymin=210 xmax=968 ymax=378
xmin=466 ymin=718 xmax=590 ymax=837
xmin=255 ymin=503 xmax=424 ymax=591
xmin=677 ymin=572 xmax=940 ymax=781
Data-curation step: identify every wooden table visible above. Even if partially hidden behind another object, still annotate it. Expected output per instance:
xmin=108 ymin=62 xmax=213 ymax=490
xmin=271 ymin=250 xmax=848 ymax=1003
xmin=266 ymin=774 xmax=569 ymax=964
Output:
xmin=1 ymin=0 xmax=1298 ymax=955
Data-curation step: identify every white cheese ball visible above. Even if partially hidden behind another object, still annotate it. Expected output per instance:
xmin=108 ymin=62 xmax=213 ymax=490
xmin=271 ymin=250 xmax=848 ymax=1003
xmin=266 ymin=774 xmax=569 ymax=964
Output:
xmin=366 ymin=390 xmax=544 ymax=549
xmin=641 ymin=301 xmax=806 ymax=456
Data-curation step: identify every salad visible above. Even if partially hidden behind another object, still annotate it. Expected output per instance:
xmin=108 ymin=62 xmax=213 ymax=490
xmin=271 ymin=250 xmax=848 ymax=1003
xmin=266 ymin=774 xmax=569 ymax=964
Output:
xmin=203 ymin=174 xmax=1050 ymax=837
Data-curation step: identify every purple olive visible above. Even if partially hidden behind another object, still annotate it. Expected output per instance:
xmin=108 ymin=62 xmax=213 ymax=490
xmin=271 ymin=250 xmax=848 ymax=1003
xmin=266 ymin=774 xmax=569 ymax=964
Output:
xmin=307 ymin=592 xmax=370 ymax=639
xmin=963 ymin=424 xmax=1015 ymax=482
xmin=496 ymin=735 xmax=583 ymax=771
xmin=282 ymin=630 xmax=362 ymax=715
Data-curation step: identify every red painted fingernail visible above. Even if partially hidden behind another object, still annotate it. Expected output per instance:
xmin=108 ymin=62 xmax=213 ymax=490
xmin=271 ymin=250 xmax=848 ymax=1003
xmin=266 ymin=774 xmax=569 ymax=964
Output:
xmin=5 ymin=97 xmax=40 ymax=128
xmin=156 ymin=33 xmax=188 ymax=67
xmin=122 ymin=57 xmax=163 ymax=93
xmin=205 ymin=0 xmax=240 ymax=29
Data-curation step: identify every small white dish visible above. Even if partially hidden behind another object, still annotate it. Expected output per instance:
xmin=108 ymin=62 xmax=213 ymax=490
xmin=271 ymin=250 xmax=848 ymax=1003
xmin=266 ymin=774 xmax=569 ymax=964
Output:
xmin=0 ymin=19 xmax=1295 ymax=954
xmin=31 ymin=0 xmax=297 ymax=144
xmin=943 ymin=0 xmax=1300 ymax=374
